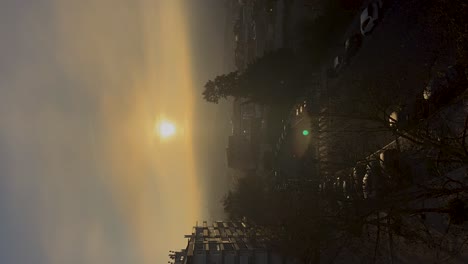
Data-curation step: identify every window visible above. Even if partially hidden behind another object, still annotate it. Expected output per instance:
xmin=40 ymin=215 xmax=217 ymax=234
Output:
xmin=209 ymin=242 xmax=220 ymax=251
xmin=195 ymin=243 xmax=204 ymax=251
xmin=223 ymin=243 xmax=234 ymax=251
xmin=237 ymin=241 xmax=248 ymax=250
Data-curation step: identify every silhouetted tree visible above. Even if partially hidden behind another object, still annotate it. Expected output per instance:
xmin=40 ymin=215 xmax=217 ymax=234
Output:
xmin=222 ymin=174 xmax=268 ymax=222
xmin=202 ymin=49 xmax=307 ymax=105
xmin=202 ymin=71 xmax=240 ymax=103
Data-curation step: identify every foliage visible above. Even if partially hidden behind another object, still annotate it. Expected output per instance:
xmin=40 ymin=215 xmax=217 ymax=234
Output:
xmin=202 ymin=49 xmax=306 ymax=105
xmin=202 ymin=71 xmax=240 ymax=103
xmin=223 ymin=174 xmax=268 ymax=222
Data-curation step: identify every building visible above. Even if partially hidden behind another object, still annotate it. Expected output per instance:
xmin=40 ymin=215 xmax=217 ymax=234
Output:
xmin=169 ymin=249 xmax=188 ymax=264
xmin=226 ymin=135 xmax=256 ymax=170
xmin=227 ymin=98 xmax=267 ymax=171
xmin=168 ymin=221 xmax=288 ymax=264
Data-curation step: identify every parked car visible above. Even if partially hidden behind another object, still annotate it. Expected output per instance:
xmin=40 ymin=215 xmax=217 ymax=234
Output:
xmin=344 ymin=33 xmax=362 ymax=59
xmin=334 ymin=55 xmax=344 ymax=70
xmin=379 ymin=149 xmax=405 ymax=186
xmin=331 ymin=55 xmax=346 ymax=76
xmin=353 ymin=162 xmax=367 ymax=198
xmin=334 ymin=175 xmax=344 ymax=199
xmin=322 ymin=177 xmax=335 ymax=196
xmin=363 ymin=160 xmax=384 ymax=199
xmin=334 ymin=169 xmax=354 ymax=200
xmin=423 ymin=72 xmax=449 ymax=101
xmin=392 ymin=104 xmax=413 ymax=129
xmin=327 ymin=67 xmax=338 ymax=78
xmin=423 ymin=64 xmax=468 ymax=107
xmin=389 ymin=98 xmax=428 ymax=130
xmin=342 ymin=171 xmax=355 ymax=200
xmin=327 ymin=55 xmax=345 ymax=78
xmin=388 ymin=110 xmax=398 ymax=128
xmin=379 ymin=149 xmax=400 ymax=172
xmin=360 ymin=0 xmax=384 ymax=35
xmin=250 ymin=21 xmax=257 ymax=40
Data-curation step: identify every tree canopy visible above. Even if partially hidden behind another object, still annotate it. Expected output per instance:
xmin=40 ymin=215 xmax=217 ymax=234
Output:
xmin=202 ymin=49 xmax=307 ymax=105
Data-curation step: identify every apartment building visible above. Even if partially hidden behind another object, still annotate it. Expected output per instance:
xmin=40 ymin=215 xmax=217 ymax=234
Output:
xmin=168 ymin=220 xmax=288 ymax=264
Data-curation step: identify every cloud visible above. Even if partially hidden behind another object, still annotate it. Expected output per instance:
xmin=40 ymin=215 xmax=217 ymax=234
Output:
xmin=0 ymin=1 xmax=202 ymax=263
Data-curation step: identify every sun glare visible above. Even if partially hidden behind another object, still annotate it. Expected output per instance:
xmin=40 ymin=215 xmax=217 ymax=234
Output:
xmin=158 ymin=121 xmax=176 ymax=138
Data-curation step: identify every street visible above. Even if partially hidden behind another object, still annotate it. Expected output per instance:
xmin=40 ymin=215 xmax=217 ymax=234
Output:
xmin=277 ymin=0 xmax=461 ymax=173
xmin=215 ymin=0 xmax=468 ymax=263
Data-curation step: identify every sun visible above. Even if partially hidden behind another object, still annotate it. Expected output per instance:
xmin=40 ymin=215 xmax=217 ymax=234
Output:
xmin=158 ymin=121 xmax=176 ymax=138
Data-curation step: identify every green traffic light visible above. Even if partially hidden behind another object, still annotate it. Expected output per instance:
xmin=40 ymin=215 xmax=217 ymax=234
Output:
xmin=302 ymin=130 xmax=309 ymax=136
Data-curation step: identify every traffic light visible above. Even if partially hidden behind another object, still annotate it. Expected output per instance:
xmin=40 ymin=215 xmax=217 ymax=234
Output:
xmin=302 ymin=129 xmax=309 ymax=136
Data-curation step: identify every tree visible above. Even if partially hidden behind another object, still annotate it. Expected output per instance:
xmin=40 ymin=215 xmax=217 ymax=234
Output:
xmin=307 ymin=72 xmax=468 ymax=262
xmin=222 ymin=173 xmax=268 ymax=222
xmin=241 ymin=49 xmax=306 ymax=104
xmin=202 ymin=49 xmax=307 ymax=105
xmin=202 ymin=71 xmax=240 ymax=103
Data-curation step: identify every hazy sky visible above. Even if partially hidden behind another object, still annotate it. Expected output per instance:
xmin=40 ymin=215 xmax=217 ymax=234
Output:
xmin=0 ymin=0 xmax=228 ymax=263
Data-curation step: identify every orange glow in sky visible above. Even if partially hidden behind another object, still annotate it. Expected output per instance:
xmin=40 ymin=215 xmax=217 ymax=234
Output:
xmin=48 ymin=0 xmax=202 ymax=263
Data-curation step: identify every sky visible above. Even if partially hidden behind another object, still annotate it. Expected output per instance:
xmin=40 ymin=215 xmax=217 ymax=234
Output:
xmin=0 ymin=0 xmax=229 ymax=263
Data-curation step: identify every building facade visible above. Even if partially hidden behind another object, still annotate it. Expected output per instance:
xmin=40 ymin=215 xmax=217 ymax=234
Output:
xmin=226 ymin=135 xmax=256 ymax=170
xmin=227 ymin=98 xmax=268 ymax=171
xmin=168 ymin=221 xmax=287 ymax=264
